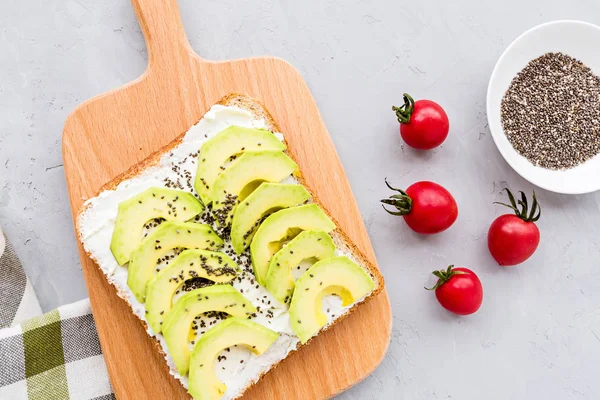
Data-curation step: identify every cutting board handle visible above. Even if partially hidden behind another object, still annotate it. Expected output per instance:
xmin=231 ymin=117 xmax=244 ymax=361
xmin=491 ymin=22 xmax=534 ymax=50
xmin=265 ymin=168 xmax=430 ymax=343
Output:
xmin=131 ymin=0 xmax=199 ymax=69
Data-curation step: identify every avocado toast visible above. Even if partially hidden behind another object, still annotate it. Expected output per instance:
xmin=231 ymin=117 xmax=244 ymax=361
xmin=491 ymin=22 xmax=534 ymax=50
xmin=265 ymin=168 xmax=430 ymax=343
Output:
xmin=77 ymin=93 xmax=384 ymax=400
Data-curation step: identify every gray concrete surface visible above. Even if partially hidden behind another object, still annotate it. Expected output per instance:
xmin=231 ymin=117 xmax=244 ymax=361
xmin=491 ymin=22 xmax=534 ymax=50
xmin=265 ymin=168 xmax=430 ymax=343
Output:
xmin=2 ymin=1 xmax=600 ymax=399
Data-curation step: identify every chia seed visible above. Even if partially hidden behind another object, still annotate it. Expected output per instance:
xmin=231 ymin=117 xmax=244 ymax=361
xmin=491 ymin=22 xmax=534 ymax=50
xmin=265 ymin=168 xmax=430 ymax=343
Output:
xmin=181 ymin=277 xmax=214 ymax=291
xmin=501 ymin=52 xmax=600 ymax=170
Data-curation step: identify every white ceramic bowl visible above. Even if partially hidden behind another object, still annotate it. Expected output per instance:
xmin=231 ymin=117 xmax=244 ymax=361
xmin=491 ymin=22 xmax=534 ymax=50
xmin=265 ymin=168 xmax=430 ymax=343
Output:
xmin=487 ymin=20 xmax=600 ymax=194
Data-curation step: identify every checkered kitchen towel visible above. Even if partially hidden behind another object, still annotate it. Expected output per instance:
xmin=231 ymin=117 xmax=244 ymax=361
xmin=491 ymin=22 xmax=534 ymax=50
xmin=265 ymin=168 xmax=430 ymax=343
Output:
xmin=0 ymin=226 xmax=115 ymax=400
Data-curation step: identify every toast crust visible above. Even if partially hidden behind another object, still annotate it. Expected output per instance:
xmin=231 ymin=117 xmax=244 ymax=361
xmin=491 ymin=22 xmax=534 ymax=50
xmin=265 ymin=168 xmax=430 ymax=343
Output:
xmin=76 ymin=93 xmax=384 ymax=399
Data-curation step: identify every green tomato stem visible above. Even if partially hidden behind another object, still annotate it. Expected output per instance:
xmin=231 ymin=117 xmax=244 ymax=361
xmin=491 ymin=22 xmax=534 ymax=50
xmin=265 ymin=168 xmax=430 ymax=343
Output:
xmin=494 ymin=188 xmax=541 ymax=222
xmin=380 ymin=178 xmax=412 ymax=216
xmin=392 ymin=93 xmax=415 ymax=124
xmin=424 ymin=265 xmax=466 ymax=291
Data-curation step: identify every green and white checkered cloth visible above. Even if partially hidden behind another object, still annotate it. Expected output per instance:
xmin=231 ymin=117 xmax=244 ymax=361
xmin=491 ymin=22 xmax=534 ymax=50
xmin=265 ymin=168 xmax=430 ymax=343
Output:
xmin=0 ymin=227 xmax=115 ymax=400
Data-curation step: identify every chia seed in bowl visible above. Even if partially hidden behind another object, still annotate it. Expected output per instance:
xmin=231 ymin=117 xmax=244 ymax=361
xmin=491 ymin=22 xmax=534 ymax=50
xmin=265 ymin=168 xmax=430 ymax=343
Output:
xmin=500 ymin=52 xmax=600 ymax=170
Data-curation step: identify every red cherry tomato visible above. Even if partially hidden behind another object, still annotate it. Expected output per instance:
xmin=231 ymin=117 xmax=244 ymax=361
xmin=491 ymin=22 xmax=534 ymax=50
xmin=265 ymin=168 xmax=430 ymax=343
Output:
xmin=392 ymin=93 xmax=449 ymax=150
xmin=488 ymin=189 xmax=541 ymax=266
xmin=381 ymin=179 xmax=458 ymax=234
xmin=427 ymin=266 xmax=483 ymax=315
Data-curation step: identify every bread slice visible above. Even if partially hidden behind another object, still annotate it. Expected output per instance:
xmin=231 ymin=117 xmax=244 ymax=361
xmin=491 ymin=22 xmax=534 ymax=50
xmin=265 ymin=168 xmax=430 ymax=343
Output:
xmin=76 ymin=93 xmax=384 ymax=399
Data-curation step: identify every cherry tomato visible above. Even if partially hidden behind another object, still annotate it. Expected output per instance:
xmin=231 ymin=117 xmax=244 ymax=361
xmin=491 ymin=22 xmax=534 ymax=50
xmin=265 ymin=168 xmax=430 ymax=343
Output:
xmin=392 ymin=93 xmax=449 ymax=150
xmin=488 ymin=189 xmax=541 ymax=266
xmin=381 ymin=179 xmax=458 ymax=234
xmin=426 ymin=266 xmax=483 ymax=315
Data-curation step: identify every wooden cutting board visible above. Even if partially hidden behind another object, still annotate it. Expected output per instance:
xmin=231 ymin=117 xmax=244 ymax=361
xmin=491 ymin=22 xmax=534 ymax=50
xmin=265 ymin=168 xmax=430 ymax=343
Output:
xmin=62 ymin=0 xmax=391 ymax=398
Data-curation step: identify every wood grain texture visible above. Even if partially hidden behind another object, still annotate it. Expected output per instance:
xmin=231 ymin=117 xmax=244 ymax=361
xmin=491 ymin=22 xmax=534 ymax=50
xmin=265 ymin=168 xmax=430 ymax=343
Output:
xmin=62 ymin=0 xmax=391 ymax=398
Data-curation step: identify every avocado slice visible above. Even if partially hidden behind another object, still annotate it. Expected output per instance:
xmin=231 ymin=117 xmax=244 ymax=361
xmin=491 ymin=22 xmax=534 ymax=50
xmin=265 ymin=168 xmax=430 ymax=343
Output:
xmin=250 ymin=204 xmax=335 ymax=286
xmin=230 ymin=183 xmax=310 ymax=254
xmin=188 ymin=318 xmax=279 ymax=400
xmin=194 ymin=126 xmax=286 ymax=205
xmin=211 ymin=150 xmax=298 ymax=226
xmin=127 ymin=221 xmax=223 ymax=302
xmin=145 ymin=249 xmax=239 ymax=333
xmin=289 ymin=256 xmax=375 ymax=343
xmin=265 ymin=230 xmax=335 ymax=304
xmin=110 ymin=187 xmax=203 ymax=265
xmin=162 ymin=285 xmax=256 ymax=376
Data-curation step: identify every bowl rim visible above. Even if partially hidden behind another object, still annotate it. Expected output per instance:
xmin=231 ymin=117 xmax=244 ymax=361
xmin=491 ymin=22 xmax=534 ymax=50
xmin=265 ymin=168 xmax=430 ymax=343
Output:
xmin=486 ymin=19 xmax=600 ymax=195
